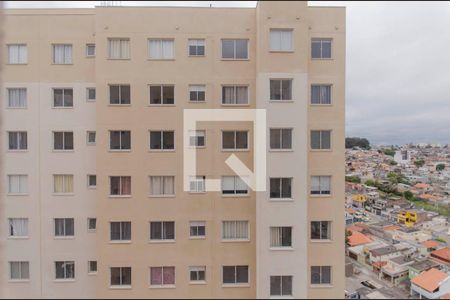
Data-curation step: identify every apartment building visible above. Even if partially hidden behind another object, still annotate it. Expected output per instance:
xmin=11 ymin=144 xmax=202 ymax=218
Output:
xmin=1 ymin=2 xmax=345 ymax=298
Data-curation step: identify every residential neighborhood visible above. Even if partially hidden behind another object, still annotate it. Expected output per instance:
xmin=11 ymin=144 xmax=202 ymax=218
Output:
xmin=345 ymin=144 xmax=450 ymax=299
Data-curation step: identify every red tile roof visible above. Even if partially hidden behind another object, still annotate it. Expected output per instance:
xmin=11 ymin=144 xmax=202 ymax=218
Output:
xmin=411 ymin=268 xmax=449 ymax=293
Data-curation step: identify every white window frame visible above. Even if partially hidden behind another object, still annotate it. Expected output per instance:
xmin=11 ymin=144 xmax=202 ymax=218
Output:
xmin=86 ymin=44 xmax=96 ymax=57
xmin=270 ymin=275 xmax=293 ymax=297
xmin=88 ymin=261 xmax=97 ymax=274
xmin=148 ymin=39 xmax=175 ymax=60
xmin=52 ymin=88 xmax=73 ymax=108
xmin=189 ymin=84 xmax=206 ymax=102
xmin=108 ymin=84 xmax=130 ymax=105
xmin=87 ymin=218 xmax=96 ymax=232
xmin=189 ymin=221 xmax=206 ymax=239
xmin=149 ymin=266 xmax=176 ymax=287
xmin=108 ymin=38 xmax=130 ymax=59
xmin=189 ymin=266 xmax=206 ymax=283
xmin=86 ymin=131 xmax=96 ymax=146
xmin=87 ymin=175 xmax=96 ymax=189
xmin=270 ymin=29 xmax=293 ymax=52
xmin=222 ymin=265 xmax=249 ymax=286
xmin=109 ymin=130 xmax=131 ymax=151
xmin=269 ymin=79 xmax=293 ymax=101
xmin=269 ymin=177 xmax=292 ymax=200
xmin=54 ymin=218 xmax=74 ymax=238
xmin=221 ymin=85 xmax=249 ymax=105
xmin=221 ymin=176 xmax=249 ymax=196
xmin=270 ymin=226 xmax=292 ymax=248
xmin=311 ymin=38 xmax=333 ymax=59
xmin=149 ymin=176 xmax=175 ymax=197
xmin=269 ymin=128 xmax=293 ymax=151
xmin=188 ymin=39 xmax=205 ymax=56
xmin=189 ymin=176 xmax=206 ymax=193
xmin=86 ymin=87 xmax=96 ymax=102
xmin=53 ymin=174 xmax=74 ymax=194
xmin=149 ymin=221 xmax=175 ymax=242
xmin=310 ymin=221 xmax=332 ymax=241
xmin=8 ymin=218 xmax=29 ymax=238
xmin=310 ymin=176 xmax=331 ymax=196
xmin=53 ymin=131 xmax=74 ymax=151
xmin=310 ymin=130 xmax=332 ymax=150
xmin=109 ymin=176 xmax=131 ymax=197
xmin=189 ymin=130 xmax=206 ymax=148
xmin=311 ymin=84 xmax=332 ymax=105
xmin=149 ymin=84 xmax=175 ymax=105
xmin=52 ymin=44 xmax=72 ymax=64
xmin=9 ymin=261 xmax=30 ymax=281
xmin=310 ymin=266 xmax=332 ymax=285
xmin=8 ymin=174 xmax=28 ymax=195
xmin=8 ymin=131 xmax=27 ymax=151
xmin=149 ymin=130 xmax=175 ymax=151
xmin=55 ymin=261 xmax=75 ymax=280
xmin=222 ymin=130 xmax=249 ymax=151
xmin=110 ymin=267 xmax=132 ymax=287
xmin=221 ymin=39 xmax=249 ymax=60
xmin=221 ymin=220 xmax=249 ymax=241
xmin=110 ymin=221 xmax=131 ymax=242
xmin=7 ymin=44 xmax=27 ymax=64
xmin=7 ymin=88 xmax=27 ymax=108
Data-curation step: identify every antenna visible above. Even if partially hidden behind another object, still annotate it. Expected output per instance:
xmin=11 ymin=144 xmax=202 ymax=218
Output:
xmin=101 ymin=1 xmax=122 ymax=6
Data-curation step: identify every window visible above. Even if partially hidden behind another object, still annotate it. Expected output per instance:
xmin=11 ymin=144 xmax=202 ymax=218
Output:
xmin=190 ymin=221 xmax=206 ymax=238
xmin=86 ymin=88 xmax=96 ymax=101
xmin=311 ymin=266 xmax=331 ymax=285
xmin=311 ymin=85 xmax=331 ymax=105
xmin=222 ymin=221 xmax=249 ymax=240
xmin=8 ymin=218 xmax=28 ymax=237
xmin=87 ymin=218 xmax=96 ymax=231
xmin=8 ymin=44 xmax=27 ymax=64
xmin=270 ymin=227 xmax=292 ymax=248
xmin=88 ymin=261 xmax=97 ymax=274
xmin=86 ymin=44 xmax=95 ymax=57
xmin=8 ymin=131 xmax=27 ymax=150
xmin=110 ymin=267 xmax=131 ymax=286
xmin=150 ymin=266 xmax=175 ymax=286
xmin=270 ymin=29 xmax=293 ymax=52
xmin=87 ymin=175 xmax=96 ymax=188
xmin=148 ymin=39 xmax=174 ymax=59
xmin=150 ymin=221 xmax=175 ymax=241
xmin=53 ymin=88 xmax=73 ymax=107
xmin=110 ymin=130 xmax=131 ymax=150
xmin=189 ymin=85 xmax=206 ymax=102
xmin=270 ymin=79 xmax=292 ymax=101
xmin=52 ymin=44 xmax=72 ymax=64
xmin=54 ymin=218 xmax=74 ymax=237
xmin=270 ymin=128 xmax=292 ymax=150
xmin=189 ymin=266 xmax=206 ymax=282
xmin=108 ymin=38 xmax=130 ymax=59
xmin=222 ymin=39 xmax=248 ymax=59
xmin=311 ymin=176 xmax=331 ymax=195
xmin=149 ymin=131 xmax=174 ymax=150
xmin=149 ymin=85 xmax=175 ymax=105
xmin=9 ymin=262 xmax=29 ymax=280
xmin=55 ymin=261 xmax=75 ymax=280
xmin=311 ymin=38 xmax=332 ymax=59
xmin=270 ymin=275 xmax=293 ymax=296
xmin=222 ymin=266 xmax=248 ymax=285
xmin=110 ymin=221 xmax=131 ymax=241
xmin=7 ymin=88 xmax=27 ymax=108
xmin=189 ymin=176 xmax=205 ymax=193
xmin=189 ymin=130 xmax=205 ymax=147
xmin=310 ymin=130 xmax=331 ymax=150
xmin=188 ymin=39 xmax=205 ymax=56
xmin=222 ymin=86 xmax=248 ymax=105
xmin=149 ymin=176 xmax=175 ymax=196
xmin=270 ymin=178 xmax=292 ymax=199
xmin=87 ymin=131 xmax=96 ymax=145
xmin=53 ymin=175 xmax=74 ymax=194
xmin=8 ymin=175 xmax=28 ymax=194
xmin=110 ymin=176 xmax=131 ymax=196
xmin=221 ymin=176 xmax=248 ymax=195
xmin=222 ymin=131 xmax=248 ymax=150
xmin=311 ymin=221 xmax=331 ymax=240
xmin=109 ymin=85 xmax=130 ymax=105
xmin=53 ymin=132 xmax=73 ymax=150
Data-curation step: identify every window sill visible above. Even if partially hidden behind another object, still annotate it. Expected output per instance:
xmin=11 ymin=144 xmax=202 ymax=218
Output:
xmin=148 ymin=240 xmax=175 ymax=244
xmin=147 ymin=58 xmax=176 ymax=61
xmin=6 ymin=107 xmax=28 ymax=110
xmin=148 ymin=104 xmax=176 ymax=107
xmin=188 ymin=191 xmax=206 ymax=195
xmin=87 ymin=229 xmax=96 ymax=233
xmin=269 ymin=247 xmax=294 ymax=251
xmin=86 ymin=143 xmax=96 ymax=146
xmin=221 ymin=194 xmax=250 ymax=198
xmin=109 ymin=285 xmax=132 ymax=289
xmin=311 ymin=58 xmax=334 ymax=61
xmin=7 ymin=150 xmax=28 ymax=153
xmin=221 ymin=149 xmax=250 ymax=152
xmin=148 ymin=195 xmax=175 ymax=198
xmin=109 ymin=240 xmax=132 ymax=244
xmin=269 ymin=100 xmax=294 ymax=103
xmin=52 ymin=150 xmax=74 ymax=153
xmin=188 ymin=55 xmax=206 ymax=58
xmin=310 ymin=104 xmax=333 ymax=107
xmin=222 ymin=283 xmax=250 ymax=288
xmin=221 ymin=239 xmax=250 ymax=243
xmin=188 ymin=100 xmax=207 ymax=104
xmin=189 ymin=281 xmax=207 ymax=285
xmin=269 ymin=149 xmax=293 ymax=152
xmin=107 ymin=58 xmax=131 ymax=61
xmin=310 ymin=149 xmax=332 ymax=152
xmin=8 ymin=279 xmax=30 ymax=283
xmin=148 ymin=149 xmax=176 ymax=153
xmin=5 ymin=63 xmax=28 ymax=65
xmin=149 ymin=284 xmax=176 ymax=289
xmin=52 ymin=193 xmax=75 ymax=196
xmin=309 ymin=284 xmax=333 ymax=289
xmin=87 ymin=272 xmax=97 ymax=276
xmin=189 ymin=236 xmax=206 ymax=240
xmin=269 ymin=198 xmax=294 ymax=202
xmin=54 ymin=279 xmax=76 ymax=283
xmin=87 ymin=186 xmax=96 ymax=189
xmin=269 ymin=50 xmax=294 ymax=53
xmin=187 ymin=146 xmax=206 ymax=149
xmin=51 ymin=63 xmax=74 ymax=66
xmin=7 ymin=193 xmax=29 ymax=196
xmin=109 ymin=195 xmax=132 ymax=198
xmin=310 ymin=239 xmax=333 ymax=244
xmin=269 ymin=296 xmax=294 ymax=299
xmin=220 ymin=59 xmax=250 ymax=61
xmin=86 ymin=99 xmax=96 ymax=102
xmin=108 ymin=104 xmax=131 ymax=107
xmin=309 ymin=194 xmax=332 ymax=198
xmin=8 ymin=236 xmax=29 ymax=240
xmin=221 ymin=104 xmax=250 ymax=107
xmin=51 ymin=106 xmax=74 ymax=109
xmin=108 ymin=149 xmax=131 ymax=153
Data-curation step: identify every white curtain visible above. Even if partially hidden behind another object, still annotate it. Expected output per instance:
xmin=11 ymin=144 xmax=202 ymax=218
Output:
xmin=109 ymin=39 xmax=121 ymax=59
xmin=8 ymin=175 xmax=27 ymax=194
xmin=236 ymin=86 xmax=248 ymax=104
xmin=189 ymin=176 xmax=205 ymax=192
xmin=149 ymin=40 xmax=161 ymax=59
xmin=54 ymin=219 xmax=65 ymax=236
xmin=120 ymin=40 xmax=129 ymax=59
xmin=8 ymin=45 xmax=27 ymax=64
xmin=53 ymin=45 xmax=72 ymax=64
xmin=162 ymin=40 xmax=174 ymax=59
xmin=9 ymin=218 xmax=28 ymax=236
xmin=164 ymin=176 xmax=175 ymax=195
xmin=311 ymin=176 xmax=321 ymax=193
xmin=222 ymin=86 xmax=235 ymax=104
xmin=222 ymin=221 xmax=234 ymax=239
xmin=281 ymin=30 xmax=293 ymax=51
xmin=8 ymin=88 xmax=27 ymax=107
xmin=320 ymin=85 xmax=331 ymax=104
xmin=221 ymin=176 xmax=235 ymax=192
xmin=270 ymin=227 xmax=282 ymax=247
xmin=270 ymin=30 xmax=281 ymax=51
xmin=10 ymin=262 xmax=29 ymax=279
xmin=54 ymin=175 xmax=73 ymax=193
xmin=150 ymin=176 xmax=162 ymax=195
xmin=235 ymin=176 xmax=248 ymax=192
xmin=223 ymin=221 xmax=248 ymax=239
xmin=320 ymin=176 xmax=331 ymax=193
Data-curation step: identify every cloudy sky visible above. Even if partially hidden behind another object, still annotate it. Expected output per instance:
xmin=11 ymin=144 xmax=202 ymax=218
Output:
xmin=4 ymin=1 xmax=450 ymax=145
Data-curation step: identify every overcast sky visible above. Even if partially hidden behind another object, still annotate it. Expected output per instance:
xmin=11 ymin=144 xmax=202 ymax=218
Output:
xmin=4 ymin=1 xmax=450 ymax=145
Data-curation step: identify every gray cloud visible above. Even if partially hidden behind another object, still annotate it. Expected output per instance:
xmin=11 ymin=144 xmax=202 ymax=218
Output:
xmin=5 ymin=1 xmax=450 ymax=145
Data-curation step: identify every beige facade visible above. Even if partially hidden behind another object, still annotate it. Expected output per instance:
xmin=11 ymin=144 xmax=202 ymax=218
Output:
xmin=1 ymin=2 xmax=345 ymax=299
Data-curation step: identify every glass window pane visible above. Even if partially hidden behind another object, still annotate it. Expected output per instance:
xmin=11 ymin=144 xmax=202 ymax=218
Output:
xmin=120 ymin=85 xmax=130 ymax=104
xmin=270 ymin=178 xmax=280 ymax=198
xmin=281 ymin=80 xmax=292 ymax=100
xmin=222 ymin=40 xmax=234 ymax=59
xmin=151 ymin=267 xmax=162 ymax=285
xmin=54 ymin=89 xmax=63 ymax=107
xmin=281 ymin=129 xmax=292 ymax=149
xmin=162 ymin=86 xmax=174 ymax=104
xmin=110 ymin=267 xmax=121 ymax=285
xmin=236 ymin=266 xmax=248 ymax=283
xmin=270 ymin=80 xmax=281 ymax=100
xmin=311 ymin=41 xmax=321 ymax=59
xmin=150 ymin=131 xmax=162 ymax=149
xmin=322 ymin=266 xmax=331 ymax=284
xmin=163 ymin=131 xmax=174 ymax=149
xmin=270 ymin=129 xmax=281 ymax=149
xmin=311 ymin=266 xmax=321 ymax=284
xmin=150 ymin=86 xmax=162 ymax=104
xmin=311 ymin=85 xmax=320 ymax=104
xmin=121 ymin=131 xmax=131 ymax=149
xmin=281 ymin=178 xmax=291 ymax=198
xmin=322 ymin=41 xmax=332 ymax=58
xmin=282 ymin=276 xmax=292 ymax=295
xmin=150 ymin=222 xmax=162 ymax=240
xmin=64 ymin=132 xmax=73 ymax=150
xmin=54 ymin=132 xmax=63 ymax=150
xmin=64 ymin=89 xmax=73 ymax=107
xmin=270 ymin=276 xmax=281 ymax=296
xmin=235 ymin=131 xmax=248 ymax=149
xmin=321 ymin=131 xmax=331 ymax=149
xmin=122 ymin=267 xmax=131 ymax=285
xmin=235 ymin=40 xmax=248 ymax=59
xmin=223 ymin=266 xmax=235 ymax=284
xmin=110 ymin=86 xmax=120 ymax=104
xmin=222 ymin=131 xmax=235 ymax=149
xmin=110 ymin=177 xmax=120 ymax=195
xmin=311 ymin=131 xmax=321 ymax=149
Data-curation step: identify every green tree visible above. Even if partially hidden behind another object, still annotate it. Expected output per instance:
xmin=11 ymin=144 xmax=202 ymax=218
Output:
xmin=345 ymin=137 xmax=371 ymax=150
xmin=383 ymin=149 xmax=396 ymax=157
xmin=414 ymin=159 xmax=425 ymax=168
xmin=345 ymin=176 xmax=361 ymax=183
xmin=404 ymin=191 xmax=414 ymax=200
xmin=436 ymin=164 xmax=445 ymax=171
xmin=389 ymin=160 xmax=398 ymax=166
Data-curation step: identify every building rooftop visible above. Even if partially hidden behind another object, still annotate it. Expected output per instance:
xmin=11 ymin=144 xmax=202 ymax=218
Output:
xmin=370 ymin=246 xmax=400 ymax=257
xmin=390 ymin=255 xmax=413 ymax=265
xmin=411 ymin=268 xmax=449 ymax=293
xmin=423 ymin=240 xmax=440 ymax=249
xmin=348 ymin=231 xmax=372 ymax=247
xmin=409 ymin=259 xmax=440 ymax=272
xmin=431 ymin=247 xmax=450 ymax=263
